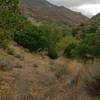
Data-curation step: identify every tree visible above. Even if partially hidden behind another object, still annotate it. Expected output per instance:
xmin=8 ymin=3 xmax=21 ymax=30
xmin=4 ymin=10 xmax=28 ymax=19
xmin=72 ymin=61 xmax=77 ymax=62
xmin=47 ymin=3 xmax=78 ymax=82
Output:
xmin=0 ymin=0 xmax=19 ymax=48
xmin=64 ymin=43 xmax=77 ymax=58
xmin=75 ymin=32 xmax=100 ymax=61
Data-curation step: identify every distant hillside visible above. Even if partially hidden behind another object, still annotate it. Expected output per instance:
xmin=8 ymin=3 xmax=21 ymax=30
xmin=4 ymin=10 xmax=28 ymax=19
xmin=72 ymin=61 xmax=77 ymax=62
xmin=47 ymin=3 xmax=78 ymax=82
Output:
xmin=72 ymin=13 xmax=100 ymax=37
xmin=20 ymin=0 xmax=88 ymax=27
xmin=91 ymin=13 xmax=100 ymax=21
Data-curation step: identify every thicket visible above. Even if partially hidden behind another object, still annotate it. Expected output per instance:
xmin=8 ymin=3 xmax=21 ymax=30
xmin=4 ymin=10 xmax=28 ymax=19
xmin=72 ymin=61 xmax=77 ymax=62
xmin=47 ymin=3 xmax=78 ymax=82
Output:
xmin=64 ymin=21 xmax=100 ymax=61
xmin=0 ymin=0 xmax=19 ymax=48
xmin=0 ymin=0 xmax=65 ymax=59
xmin=64 ymin=18 xmax=100 ymax=97
xmin=14 ymin=23 xmax=63 ymax=59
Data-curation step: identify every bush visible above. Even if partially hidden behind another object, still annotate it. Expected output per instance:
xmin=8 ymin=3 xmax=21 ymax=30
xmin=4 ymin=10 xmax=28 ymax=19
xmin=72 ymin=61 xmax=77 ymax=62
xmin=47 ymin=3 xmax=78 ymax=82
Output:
xmin=14 ymin=25 xmax=47 ymax=51
xmin=0 ymin=0 xmax=19 ymax=48
xmin=14 ymin=24 xmax=49 ymax=51
xmin=0 ymin=29 xmax=12 ymax=48
xmin=0 ymin=0 xmax=64 ymax=58
xmin=64 ymin=43 xmax=77 ymax=58
xmin=0 ymin=52 xmax=14 ymax=71
xmin=72 ymin=18 xmax=100 ymax=38
xmin=14 ymin=24 xmax=62 ymax=59
xmin=75 ymin=32 xmax=100 ymax=61
xmin=48 ymin=46 xmax=58 ymax=59
xmin=63 ymin=36 xmax=78 ymax=59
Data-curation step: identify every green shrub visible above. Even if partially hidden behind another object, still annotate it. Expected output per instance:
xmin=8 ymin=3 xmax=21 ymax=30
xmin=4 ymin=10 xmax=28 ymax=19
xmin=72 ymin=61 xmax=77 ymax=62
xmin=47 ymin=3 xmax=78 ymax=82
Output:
xmin=14 ymin=24 xmax=62 ymax=59
xmin=14 ymin=24 xmax=51 ymax=51
xmin=0 ymin=0 xmax=64 ymax=59
xmin=48 ymin=46 xmax=58 ymax=59
xmin=72 ymin=18 xmax=100 ymax=38
xmin=62 ymin=36 xmax=78 ymax=59
xmin=75 ymin=32 xmax=100 ymax=61
xmin=0 ymin=0 xmax=19 ymax=48
xmin=64 ymin=43 xmax=77 ymax=58
xmin=0 ymin=29 xmax=12 ymax=48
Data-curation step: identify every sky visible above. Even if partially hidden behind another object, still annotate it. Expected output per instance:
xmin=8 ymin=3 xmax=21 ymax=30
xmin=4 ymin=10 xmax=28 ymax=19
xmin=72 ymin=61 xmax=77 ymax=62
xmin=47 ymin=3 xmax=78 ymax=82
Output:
xmin=47 ymin=0 xmax=100 ymax=18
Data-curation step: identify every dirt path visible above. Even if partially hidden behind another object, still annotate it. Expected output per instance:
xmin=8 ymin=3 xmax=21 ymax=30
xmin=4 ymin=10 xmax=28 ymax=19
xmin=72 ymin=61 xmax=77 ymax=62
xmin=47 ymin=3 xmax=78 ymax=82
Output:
xmin=13 ymin=53 xmax=54 ymax=100
xmin=0 ymin=46 xmax=82 ymax=100
xmin=15 ymin=66 xmax=32 ymax=100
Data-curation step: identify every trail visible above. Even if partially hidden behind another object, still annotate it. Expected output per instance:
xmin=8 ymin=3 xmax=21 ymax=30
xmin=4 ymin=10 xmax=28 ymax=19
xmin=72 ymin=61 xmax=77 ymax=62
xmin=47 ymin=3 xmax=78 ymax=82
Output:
xmin=0 ymin=46 xmax=82 ymax=100
xmin=15 ymin=65 xmax=33 ymax=100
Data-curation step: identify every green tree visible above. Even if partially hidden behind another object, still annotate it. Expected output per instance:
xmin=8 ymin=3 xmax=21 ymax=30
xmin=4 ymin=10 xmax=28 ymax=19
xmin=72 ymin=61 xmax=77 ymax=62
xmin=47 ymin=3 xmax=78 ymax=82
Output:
xmin=0 ymin=0 xmax=19 ymax=48
xmin=75 ymin=32 xmax=100 ymax=61
xmin=64 ymin=43 xmax=77 ymax=58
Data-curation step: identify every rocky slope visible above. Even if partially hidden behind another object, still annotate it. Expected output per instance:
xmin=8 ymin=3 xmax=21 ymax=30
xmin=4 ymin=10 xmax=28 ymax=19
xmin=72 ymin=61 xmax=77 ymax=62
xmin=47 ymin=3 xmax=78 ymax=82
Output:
xmin=20 ymin=0 xmax=89 ymax=27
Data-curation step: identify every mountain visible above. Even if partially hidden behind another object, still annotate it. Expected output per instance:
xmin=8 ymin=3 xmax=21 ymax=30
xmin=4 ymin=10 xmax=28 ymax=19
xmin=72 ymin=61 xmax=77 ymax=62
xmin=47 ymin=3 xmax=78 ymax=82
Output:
xmin=72 ymin=13 xmax=100 ymax=37
xmin=20 ymin=0 xmax=89 ymax=27
xmin=91 ymin=13 xmax=100 ymax=21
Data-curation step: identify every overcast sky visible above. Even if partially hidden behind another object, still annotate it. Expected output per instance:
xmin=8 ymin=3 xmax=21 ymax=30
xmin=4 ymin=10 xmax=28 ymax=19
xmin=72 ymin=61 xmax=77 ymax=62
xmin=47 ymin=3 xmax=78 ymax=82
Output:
xmin=47 ymin=0 xmax=100 ymax=17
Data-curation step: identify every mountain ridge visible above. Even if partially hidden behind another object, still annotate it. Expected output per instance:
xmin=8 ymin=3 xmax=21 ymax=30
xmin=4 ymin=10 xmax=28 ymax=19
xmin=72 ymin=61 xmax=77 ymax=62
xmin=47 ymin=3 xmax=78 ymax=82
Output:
xmin=20 ymin=0 xmax=89 ymax=27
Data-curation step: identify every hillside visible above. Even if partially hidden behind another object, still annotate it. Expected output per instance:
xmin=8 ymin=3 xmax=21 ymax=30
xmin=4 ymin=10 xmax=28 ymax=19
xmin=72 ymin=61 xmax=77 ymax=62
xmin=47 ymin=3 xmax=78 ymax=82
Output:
xmin=0 ymin=0 xmax=100 ymax=100
xmin=72 ymin=13 xmax=100 ymax=37
xmin=0 ymin=42 xmax=100 ymax=100
xmin=0 ymin=43 xmax=91 ymax=100
xmin=91 ymin=13 xmax=100 ymax=21
xmin=20 ymin=0 xmax=89 ymax=27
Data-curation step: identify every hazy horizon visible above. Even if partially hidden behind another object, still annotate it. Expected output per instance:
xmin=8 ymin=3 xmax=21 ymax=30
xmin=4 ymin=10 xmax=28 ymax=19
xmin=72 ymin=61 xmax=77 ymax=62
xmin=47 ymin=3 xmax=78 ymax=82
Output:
xmin=47 ymin=0 xmax=100 ymax=18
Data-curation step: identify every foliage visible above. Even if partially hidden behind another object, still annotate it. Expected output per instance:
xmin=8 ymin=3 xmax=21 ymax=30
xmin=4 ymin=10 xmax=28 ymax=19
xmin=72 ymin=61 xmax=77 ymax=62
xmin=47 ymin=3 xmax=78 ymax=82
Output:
xmin=0 ymin=0 xmax=74 ymax=59
xmin=63 ymin=36 xmax=78 ymax=58
xmin=48 ymin=44 xmax=58 ymax=59
xmin=0 ymin=0 xmax=19 ymax=48
xmin=0 ymin=0 xmax=19 ymax=12
xmin=14 ymin=23 xmax=63 ymax=58
xmin=0 ymin=0 xmax=62 ymax=59
xmin=64 ymin=29 xmax=100 ymax=62
xmin=0 ymin=29 xmax=12 ymax=48
xmin=75 ymin=32 xmax=100 ymax=61
xmin=72 ymin=15 xmax=100 ymax=38
xmin=64 ymin=43 xmax=77 ymax=58
xmin=57 ymin=36 xmax=78 ymax=51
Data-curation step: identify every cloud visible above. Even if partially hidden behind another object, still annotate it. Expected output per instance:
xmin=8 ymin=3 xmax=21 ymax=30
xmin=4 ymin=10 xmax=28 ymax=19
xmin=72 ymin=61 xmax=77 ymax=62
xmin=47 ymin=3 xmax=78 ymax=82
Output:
xmin=47 ymin=0 xmax=100 ymax=7
xmin=47 ymin=0 xmax=100 ymax=17
xmin=78 ymin=4 xmax=100 ymax=17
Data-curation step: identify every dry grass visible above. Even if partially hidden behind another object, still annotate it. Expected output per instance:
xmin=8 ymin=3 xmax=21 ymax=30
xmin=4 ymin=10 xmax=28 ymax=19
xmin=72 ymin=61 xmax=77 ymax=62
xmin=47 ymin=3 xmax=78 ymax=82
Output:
xmin=79 ymin=60 xmax=100 ymax=96
xmin=0 ymin=49 xmax=14 ymax=71
xmin=0 ymin=43 xmax=100 ymax=100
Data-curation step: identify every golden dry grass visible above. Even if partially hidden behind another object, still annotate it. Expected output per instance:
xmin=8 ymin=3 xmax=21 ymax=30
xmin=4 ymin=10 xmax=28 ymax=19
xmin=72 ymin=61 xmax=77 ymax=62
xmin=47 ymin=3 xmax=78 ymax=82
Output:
xmin=0 ymin=43 xmax=100 ymax=100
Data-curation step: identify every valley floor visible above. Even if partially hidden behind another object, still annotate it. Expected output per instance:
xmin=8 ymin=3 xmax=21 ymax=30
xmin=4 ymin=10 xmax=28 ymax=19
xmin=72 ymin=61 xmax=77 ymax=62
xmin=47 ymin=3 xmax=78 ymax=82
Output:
xmin=0 ymin=44 xmax=99 ymax=100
